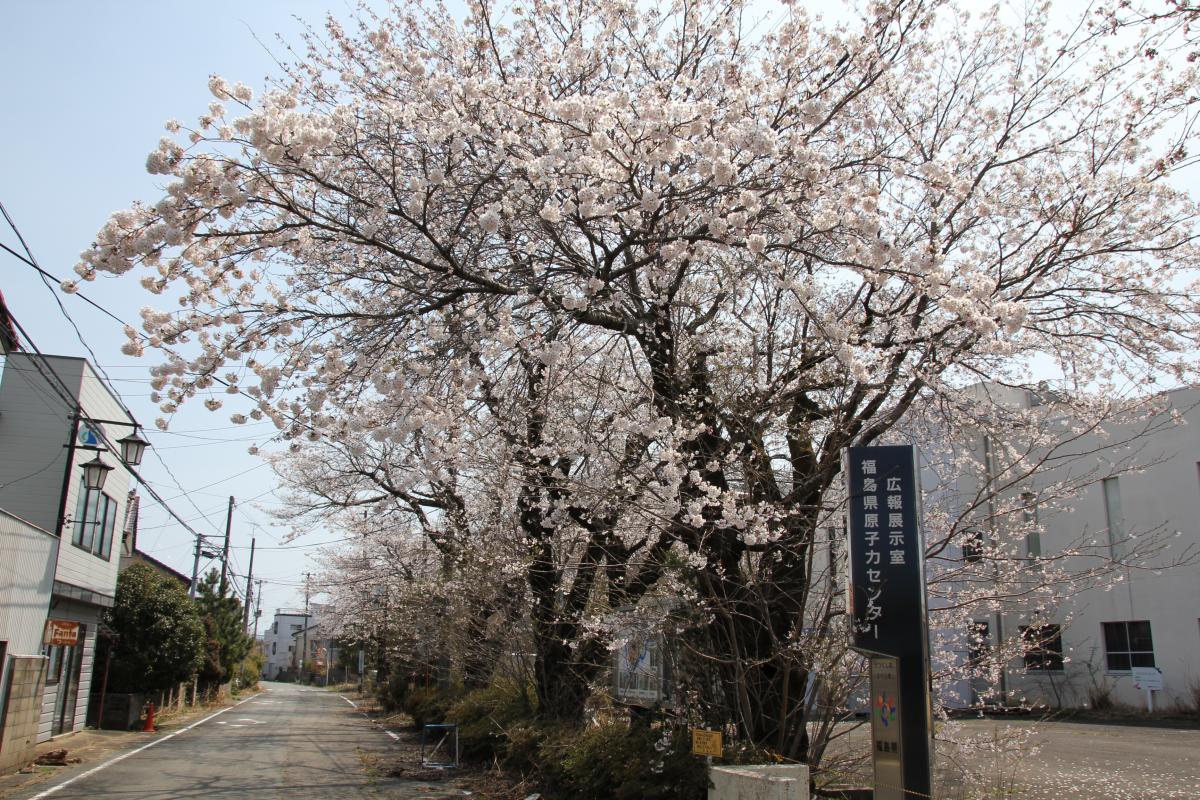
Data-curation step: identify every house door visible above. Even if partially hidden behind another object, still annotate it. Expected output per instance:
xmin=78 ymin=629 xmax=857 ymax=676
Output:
xmin=52 ymin=626 xmax=85 ymax=736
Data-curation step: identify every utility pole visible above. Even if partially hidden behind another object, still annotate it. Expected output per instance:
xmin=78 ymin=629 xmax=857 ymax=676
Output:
xmin=301 ymin=572 xmax=311 ymax=684
xmin=190 ymin=534 xmax=202 ymax=599
xmin=219 ymin=496 xmax=234 ymax=595
xmin=252 ymin=579 xmax=263 ymax=639
xmin=242 ymin=537 xmax=256 ymax=629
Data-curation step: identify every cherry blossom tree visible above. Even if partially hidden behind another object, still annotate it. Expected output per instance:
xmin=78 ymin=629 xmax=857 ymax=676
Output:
xmin=80 ymin=0 xmax=1200 ymax=762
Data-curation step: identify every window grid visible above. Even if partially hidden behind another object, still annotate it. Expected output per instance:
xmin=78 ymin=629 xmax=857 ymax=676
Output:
xmin=71 ymin=478 xmax=116 ymax=560
xmin=1101 ymin=620 xmax=1155 ymax=671
xmin=1020 ymin=624 xmax=1064 ymax=671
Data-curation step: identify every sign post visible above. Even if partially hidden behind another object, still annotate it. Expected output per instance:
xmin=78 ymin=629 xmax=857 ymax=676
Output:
xmin=1131 ymin=667 xmax=1163 ymax=712
xmin=844 ymin=445 xmax=933 ymax=800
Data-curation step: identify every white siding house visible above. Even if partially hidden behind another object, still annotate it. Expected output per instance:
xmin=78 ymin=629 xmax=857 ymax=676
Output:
xmin=0 ymin=353 xmax=140 ymax=741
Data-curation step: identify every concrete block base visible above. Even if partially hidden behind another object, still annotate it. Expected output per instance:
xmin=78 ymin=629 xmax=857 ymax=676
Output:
xmin=709 ymin=764 xmax=810 ymax=800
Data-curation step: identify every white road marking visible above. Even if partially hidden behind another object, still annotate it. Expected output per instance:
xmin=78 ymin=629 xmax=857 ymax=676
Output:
xmin=235 ymin=718 xmax=262 ymax=724
xmin=339 ymin=694 xmax=400 ymax=742
xmin=26 ymin=692 xmax=262 ymax=799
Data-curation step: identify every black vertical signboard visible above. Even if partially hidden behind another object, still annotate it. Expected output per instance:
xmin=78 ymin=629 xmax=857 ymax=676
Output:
xmin=844 ymin=445 xmax=933 ymax=800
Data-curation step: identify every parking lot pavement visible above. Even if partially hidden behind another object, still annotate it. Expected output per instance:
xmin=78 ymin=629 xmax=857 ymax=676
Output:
xmin=824 ymin=717 xmax=1200 ymax=799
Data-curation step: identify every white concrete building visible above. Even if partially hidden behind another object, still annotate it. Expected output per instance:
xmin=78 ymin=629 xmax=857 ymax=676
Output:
xmin=262 ymin=609 xmax=310 ymax=680
xmin=0 ymin=353 xmax=141 ymax=740
xmin=939 ymin=385 xmax=1200 ymax=711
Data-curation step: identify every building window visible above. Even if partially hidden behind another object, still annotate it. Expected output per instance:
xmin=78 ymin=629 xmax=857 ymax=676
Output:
xmin=1020 ymin=491 xmax=1041 ymax=558
xmin=1101 ymin=477 xmax=1124 ymax=559
xmin=71 ymin=479 xmax=117 ymax=559
xmin=272 ymin=642 xmax=277 ymax=655
xmin=968 ymin=620 xmax=990 ymax=666
xmin=961 ymin=529 xmax=984 ymax=563
xmin=1020 ymin=624 xmax=1064 ymax=671
xmin=1101 ymin=620 xmax=1154 ymax=671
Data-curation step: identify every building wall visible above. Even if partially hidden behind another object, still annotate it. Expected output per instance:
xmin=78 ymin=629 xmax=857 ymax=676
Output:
xmin=0 ymin=511 xmax=57 ymax=657
xmin=37 ymin=599 xmax=97 ymax=742
xmin=941 ymin=386 xmax=1200 ymax=710
xmin=54 ymin=360 xmax=134 ymax=597
xmin=262 ymin=611 xmax=309 ymax=679
xmin=0 ymin=511 xmax=56 ymax=770
xmin=0 ymin=355 xmax=83 ymax=534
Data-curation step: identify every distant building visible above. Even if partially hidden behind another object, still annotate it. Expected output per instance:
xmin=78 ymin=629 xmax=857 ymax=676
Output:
xmin=262 ymin=609 xmax=310 ymax=680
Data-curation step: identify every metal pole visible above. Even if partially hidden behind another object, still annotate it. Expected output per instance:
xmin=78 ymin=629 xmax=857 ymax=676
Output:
xmin=243 ymin=538 xmax=256 ymax=629
xmin=219 ymin=496 xmax=234 ymax=595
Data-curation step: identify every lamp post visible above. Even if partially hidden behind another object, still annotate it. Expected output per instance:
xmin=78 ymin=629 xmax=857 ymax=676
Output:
xmin=55 ymin=415 xmax=150 ymax=537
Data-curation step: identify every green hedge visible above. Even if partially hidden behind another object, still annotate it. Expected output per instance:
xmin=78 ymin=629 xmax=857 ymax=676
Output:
xmin=400 ymin=684 xmax=708 ymax=799
xmin=536 ymin=723 xmax=708 ymax=800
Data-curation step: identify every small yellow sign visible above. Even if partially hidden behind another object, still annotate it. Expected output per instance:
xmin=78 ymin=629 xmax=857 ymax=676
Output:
xmin=691 ymin=728 xmax=723 ymax=758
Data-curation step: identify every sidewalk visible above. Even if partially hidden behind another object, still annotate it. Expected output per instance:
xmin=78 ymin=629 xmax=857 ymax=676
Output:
xmin=0 ymin=688 xmax=261 ymax=799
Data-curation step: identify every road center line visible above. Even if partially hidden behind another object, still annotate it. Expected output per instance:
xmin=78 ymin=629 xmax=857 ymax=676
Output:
xmin=26 ymin=692 xmax=262 ymax=800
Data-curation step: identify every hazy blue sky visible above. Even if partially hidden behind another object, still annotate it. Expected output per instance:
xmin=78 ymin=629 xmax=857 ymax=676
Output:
xmin=0 ymin=1 xmax=415 ymax=619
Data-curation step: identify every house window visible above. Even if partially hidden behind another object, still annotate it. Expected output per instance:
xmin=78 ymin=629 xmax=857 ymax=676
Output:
xmin=1101 ymin=477 xmax=1124 ymax=559
xmin=272 ymin=642 xmax=277 ymax=655
xmin=1020 ymin=624 xmax=1064 ymax=671
xmin=1101 ymin=620 xmax=1154 ymax=671
xmin=71 ymin=478 xmax=117 ymax=559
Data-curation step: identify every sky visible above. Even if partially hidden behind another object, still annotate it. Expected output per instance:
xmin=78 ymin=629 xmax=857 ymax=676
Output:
xmin=0 ymin=0 xmax=1186 ymax=622
xmin=0 ymin=1 xmax=426 ymax=622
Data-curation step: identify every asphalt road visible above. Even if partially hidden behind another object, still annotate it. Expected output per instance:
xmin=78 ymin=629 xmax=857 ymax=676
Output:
xmin=12 ymin=683 xmax=455 ymax=800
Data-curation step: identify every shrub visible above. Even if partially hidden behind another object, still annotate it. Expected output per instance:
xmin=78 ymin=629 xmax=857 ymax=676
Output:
xmin=447 ymin=681 xmax=537 ymax=761
xmin=537 ymin=722 xmax=708 ymax=800
xmin=404 ymin=685 xmax=462 ymax=728
xmin=379 ymin=671 xmax=411 ymax=712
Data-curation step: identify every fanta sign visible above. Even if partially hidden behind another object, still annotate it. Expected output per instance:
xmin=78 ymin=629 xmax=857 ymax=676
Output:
xmin=43 ymin=619 xmax=80 ymax=647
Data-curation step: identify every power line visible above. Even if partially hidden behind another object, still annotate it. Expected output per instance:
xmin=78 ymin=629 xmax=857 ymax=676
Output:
xmin=2 ymin=307 xmax=212 ymax=543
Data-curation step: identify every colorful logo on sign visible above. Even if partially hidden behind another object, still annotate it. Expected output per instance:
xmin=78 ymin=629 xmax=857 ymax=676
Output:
xmin=875 ymin=693 xmax=897 ymax=727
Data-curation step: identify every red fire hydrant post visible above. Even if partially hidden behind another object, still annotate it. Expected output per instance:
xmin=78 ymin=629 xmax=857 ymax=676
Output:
xmin=142 ymin=702 xmax=155 ymax=732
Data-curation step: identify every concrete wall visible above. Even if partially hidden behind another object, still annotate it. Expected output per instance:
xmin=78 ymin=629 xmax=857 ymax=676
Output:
xmin=0 ymin=656 xmax=48 ymax=773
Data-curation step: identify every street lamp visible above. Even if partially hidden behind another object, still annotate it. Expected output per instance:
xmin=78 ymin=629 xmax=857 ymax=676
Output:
xmin=79 ymin=454 xmax=113 ymax=491
xmin=116 ymin=428 xmax=149 ymax=467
